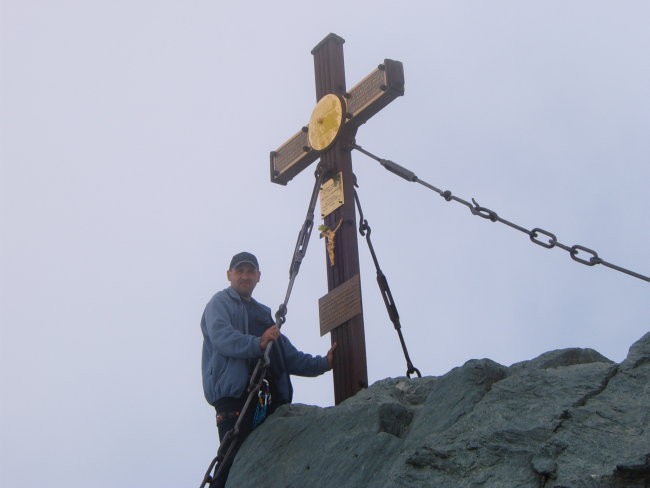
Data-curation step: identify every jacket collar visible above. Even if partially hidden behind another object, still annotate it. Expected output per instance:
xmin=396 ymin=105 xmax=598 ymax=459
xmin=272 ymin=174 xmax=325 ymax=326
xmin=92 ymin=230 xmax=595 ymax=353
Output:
xmin=225 ymin=286 xmax=257 ymax=305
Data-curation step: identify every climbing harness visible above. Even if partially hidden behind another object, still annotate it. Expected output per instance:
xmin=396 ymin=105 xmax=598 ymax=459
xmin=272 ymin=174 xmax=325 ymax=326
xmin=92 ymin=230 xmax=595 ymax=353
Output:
xmin=351 ymin=143 xmax=650 ymax=283
xmin=353 ymin=182 xmax=421 ymax=379
xmin=199 ymin=165 xmax=325 ymax=488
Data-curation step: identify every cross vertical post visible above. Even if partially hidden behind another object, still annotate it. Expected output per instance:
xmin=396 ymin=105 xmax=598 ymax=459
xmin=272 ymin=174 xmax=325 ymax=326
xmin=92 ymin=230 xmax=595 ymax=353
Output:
xmin=311 ymin=34 xmax=368 ymax=404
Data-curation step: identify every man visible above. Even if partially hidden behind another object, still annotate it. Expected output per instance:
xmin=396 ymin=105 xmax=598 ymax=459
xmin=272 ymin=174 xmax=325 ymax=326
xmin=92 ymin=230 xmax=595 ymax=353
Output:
xmin=201 ymin=251 xmax=335 ymax=486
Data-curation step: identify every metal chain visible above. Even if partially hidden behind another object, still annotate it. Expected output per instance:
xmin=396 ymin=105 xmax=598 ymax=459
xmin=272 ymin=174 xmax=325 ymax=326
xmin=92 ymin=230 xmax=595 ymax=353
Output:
xmin=352 ymin=143 xmax=650 ymax=283
xmin=353 ymin=181 xmax=422 ymax=379
xmin=276 ymin=164 xmax=326 ymax=328
xmin=199 ymin=165 xmax=325 ymax=488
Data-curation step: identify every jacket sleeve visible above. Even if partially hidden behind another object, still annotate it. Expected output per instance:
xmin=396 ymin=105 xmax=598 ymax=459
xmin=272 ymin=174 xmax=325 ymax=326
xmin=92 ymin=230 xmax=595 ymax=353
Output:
xmin=203 ymin=294 xmax=262 ymax=360
xmin=279 ymin=335 xmax=330 ymax=377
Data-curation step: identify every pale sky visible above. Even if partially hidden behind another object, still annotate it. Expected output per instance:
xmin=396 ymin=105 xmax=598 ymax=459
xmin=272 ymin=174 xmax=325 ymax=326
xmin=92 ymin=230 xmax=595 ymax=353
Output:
xmin=1 ymin=2 xmax=648 ymax=487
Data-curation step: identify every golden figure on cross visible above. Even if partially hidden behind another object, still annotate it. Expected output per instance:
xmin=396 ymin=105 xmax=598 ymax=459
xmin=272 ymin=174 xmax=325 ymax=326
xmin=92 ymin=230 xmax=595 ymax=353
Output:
xmin=319 ymin=219 xmax=343 ymax=267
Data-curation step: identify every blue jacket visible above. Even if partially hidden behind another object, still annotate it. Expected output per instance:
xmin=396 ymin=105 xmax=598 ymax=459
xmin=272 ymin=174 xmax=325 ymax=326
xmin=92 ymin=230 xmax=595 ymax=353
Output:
xmin=201 ymin=287 xmax=330 ymax=407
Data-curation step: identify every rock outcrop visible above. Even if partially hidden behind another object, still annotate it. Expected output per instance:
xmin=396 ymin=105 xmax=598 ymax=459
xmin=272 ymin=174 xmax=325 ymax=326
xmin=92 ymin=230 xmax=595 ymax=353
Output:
xmin=228 ymin=333 xmax=650 ymax=487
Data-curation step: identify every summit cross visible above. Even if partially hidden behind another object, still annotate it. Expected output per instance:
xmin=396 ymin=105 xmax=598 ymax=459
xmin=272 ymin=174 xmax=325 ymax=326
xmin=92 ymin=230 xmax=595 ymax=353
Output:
xmin=270 ymin=33 xmax=405 ymax=404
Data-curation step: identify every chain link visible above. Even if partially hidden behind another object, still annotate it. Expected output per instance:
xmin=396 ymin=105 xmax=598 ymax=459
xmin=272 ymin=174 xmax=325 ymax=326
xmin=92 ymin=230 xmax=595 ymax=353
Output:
xmin=352 ymin=143 xmax=649 ymax=283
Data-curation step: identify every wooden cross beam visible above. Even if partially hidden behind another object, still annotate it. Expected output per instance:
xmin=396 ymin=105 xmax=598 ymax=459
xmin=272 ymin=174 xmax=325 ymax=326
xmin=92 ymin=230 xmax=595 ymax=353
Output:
xmin=270 ymin=33 xmax=404 ymax=404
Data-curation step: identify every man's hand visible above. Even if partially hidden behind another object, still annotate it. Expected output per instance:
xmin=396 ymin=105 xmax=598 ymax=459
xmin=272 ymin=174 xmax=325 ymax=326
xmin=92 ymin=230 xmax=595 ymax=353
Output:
xmin=260 ymin=325 xmax=281 ymax=350
xmin=327 ymin=342 xmax=338 ymax=369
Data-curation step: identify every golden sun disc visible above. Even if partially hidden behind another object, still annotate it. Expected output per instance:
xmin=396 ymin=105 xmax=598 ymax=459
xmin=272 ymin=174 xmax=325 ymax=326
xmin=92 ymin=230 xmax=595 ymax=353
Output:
xmin=308 ymin=94 xmax=345 ymax=151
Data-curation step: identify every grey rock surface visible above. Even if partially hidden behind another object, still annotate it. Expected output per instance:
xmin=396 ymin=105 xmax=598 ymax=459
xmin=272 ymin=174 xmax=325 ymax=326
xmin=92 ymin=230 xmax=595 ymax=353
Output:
xmin=228 ymin=333 xmax=650 ymax=487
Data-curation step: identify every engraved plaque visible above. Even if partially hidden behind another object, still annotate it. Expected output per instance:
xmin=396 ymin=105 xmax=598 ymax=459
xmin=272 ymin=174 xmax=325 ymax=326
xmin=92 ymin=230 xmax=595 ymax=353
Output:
xmin=346 ymin=59 xmax=404 ymax=130
xmin=319 ymin=274 xmax=362 ymax=336
xmin=347 ymin=68 xmax=386 ymax=116
xmin=320 ymin=172 xmax=344 ymax=218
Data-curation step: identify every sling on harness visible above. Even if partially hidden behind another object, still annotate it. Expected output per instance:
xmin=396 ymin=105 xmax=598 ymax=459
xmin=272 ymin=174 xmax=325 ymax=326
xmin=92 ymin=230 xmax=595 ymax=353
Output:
xmin=253 ymin=379 xmax=271 ymax=427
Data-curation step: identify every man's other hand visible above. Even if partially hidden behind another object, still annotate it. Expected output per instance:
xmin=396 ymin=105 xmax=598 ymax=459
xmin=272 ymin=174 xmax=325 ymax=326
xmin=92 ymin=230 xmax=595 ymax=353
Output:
xmin=327 ymin=342 xmax=338 ymax=369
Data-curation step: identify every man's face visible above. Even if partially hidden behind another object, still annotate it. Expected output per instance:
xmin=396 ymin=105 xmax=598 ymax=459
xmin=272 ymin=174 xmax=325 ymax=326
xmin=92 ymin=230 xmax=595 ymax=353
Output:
xmin=227 ymin=263 xmax=260 ymax=298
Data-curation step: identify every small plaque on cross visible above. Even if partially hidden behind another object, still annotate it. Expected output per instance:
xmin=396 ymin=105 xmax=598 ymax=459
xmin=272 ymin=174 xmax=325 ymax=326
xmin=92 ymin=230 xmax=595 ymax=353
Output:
xmin=318 ymin=274 xmax=362 ymax=336
xmin=320 ymin=172 xmax=344 ymax=218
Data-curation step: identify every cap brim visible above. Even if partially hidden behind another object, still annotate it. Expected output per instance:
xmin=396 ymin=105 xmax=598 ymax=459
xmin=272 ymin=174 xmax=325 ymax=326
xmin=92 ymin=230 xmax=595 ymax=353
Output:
xmin=231 ymin=260 xmax=258 ymax=270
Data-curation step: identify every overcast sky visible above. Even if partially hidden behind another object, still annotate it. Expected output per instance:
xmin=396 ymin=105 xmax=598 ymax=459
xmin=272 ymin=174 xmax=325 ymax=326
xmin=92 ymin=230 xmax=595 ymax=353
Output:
xmin=1 ymin=2 xmax=648 ymax=487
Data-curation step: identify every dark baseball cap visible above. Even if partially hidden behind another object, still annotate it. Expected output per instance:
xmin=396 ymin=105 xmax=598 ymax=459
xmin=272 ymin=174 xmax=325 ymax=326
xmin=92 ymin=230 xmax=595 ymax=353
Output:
xmin=229 ymin=251 xmax=259 ymax=270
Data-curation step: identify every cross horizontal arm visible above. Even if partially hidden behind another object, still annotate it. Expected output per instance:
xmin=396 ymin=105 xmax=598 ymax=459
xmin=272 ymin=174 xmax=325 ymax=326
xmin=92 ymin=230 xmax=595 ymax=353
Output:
xmin=270 ymin=59 xmax=404 ymax=186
